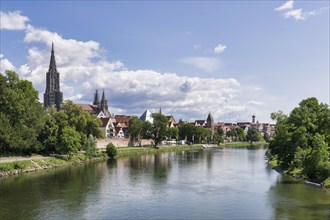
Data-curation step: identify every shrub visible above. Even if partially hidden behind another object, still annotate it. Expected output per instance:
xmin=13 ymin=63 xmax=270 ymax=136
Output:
xmin=106 ymin=143 xmax=117 ymax=158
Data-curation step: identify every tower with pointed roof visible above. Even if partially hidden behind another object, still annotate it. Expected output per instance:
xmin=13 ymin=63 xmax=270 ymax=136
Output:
xmin=100 ymin=89 xmax=110 ymax=117
xmin=206 ymin=112 xmax=215 ymax=134
xmin=44 ymin=43 xmax=63 ymax=110
xmin=93 ymin=89 xmax=100 ymax=106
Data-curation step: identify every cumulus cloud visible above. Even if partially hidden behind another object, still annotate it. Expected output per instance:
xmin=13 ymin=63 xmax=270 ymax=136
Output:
xmin=0 ymin=54 xmax=16 ymax=73
xmin=284 ymin=9 xmax=304 ymax=20
xmin=274 ymin=1 xmax=329 ymax=21
xmin=180 ymin=56 xmax=221 ymax=73
xmin=214 ymin=44 xmax=227 ymax=55
xmin=2 ymin=11 xmax=272 ymax=122
xmin=0 ymin=11 xmax=29 ymax=30
xmin=274 ymin=1 xmax=294 ymax=11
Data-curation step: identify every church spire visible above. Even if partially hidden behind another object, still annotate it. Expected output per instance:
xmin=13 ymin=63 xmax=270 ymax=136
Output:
xmin=44 ymin=43 xmax=63 ymax=110
xmin=49 ymin=42 xmax=57 ymax=71
xmin=93 ymin=89 xmax=100 ymax=106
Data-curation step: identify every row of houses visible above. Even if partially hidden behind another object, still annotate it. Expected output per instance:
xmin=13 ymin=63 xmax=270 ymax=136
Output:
xmin=75 ymin=90 xmax=275 ymax=140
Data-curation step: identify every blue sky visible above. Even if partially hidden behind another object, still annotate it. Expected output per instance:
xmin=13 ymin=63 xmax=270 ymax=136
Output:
xmin=1 ymin=1 xmax=329 ymax=123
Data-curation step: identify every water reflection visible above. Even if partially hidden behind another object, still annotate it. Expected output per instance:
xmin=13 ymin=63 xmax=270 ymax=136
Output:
xmin=1 ymin=148 xmax=329 ymax=220
xmin=267 ymin=175 xmax=330 ymax=219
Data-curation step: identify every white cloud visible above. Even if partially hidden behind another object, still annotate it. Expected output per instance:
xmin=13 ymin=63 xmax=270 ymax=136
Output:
xmin=274 ymin=1 xmax=294 ymax=11
xmin=2 ymin=13 xmax=273 ymax=122
xmin=180 ymin=56 xmax=221 ymax=73
xmin=284 ymin=9 xmax=305 ymax=20
xmin=275 ymin=1 xmax=329 ymax=21
xmin=0 ymin=11 xmax=29 ymax=30
xmin=0 ymin=54 xmax=16 ymax=73
xmin=214 ymin=44 xmax=227 ymax=55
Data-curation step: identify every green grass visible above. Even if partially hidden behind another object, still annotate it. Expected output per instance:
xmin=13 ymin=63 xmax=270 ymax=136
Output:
xmin=116 ymin=145 xmax=203 ymax=157
xmin=219 ymin=141 xmax=268 ymax=149
xmin=0 ymin=154 xmax=107 ymax=176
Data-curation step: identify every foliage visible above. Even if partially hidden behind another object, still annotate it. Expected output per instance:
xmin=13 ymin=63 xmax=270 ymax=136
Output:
xmin=84 ymin=135 xmax=97 ymax=158
xmin=148 ymin=113 xmax=169 ymax=147
xmin=56 ymin=126 xmax=81 ymax=154
xmin=0 ymin=71 xmax=45 ymax=155
xmin=246 ymin=126 xmax=263 ymax=144
xmin=106 ymin=143 xmax=117 ymax=158
xmin=213 ymin=133 xmax=224 ymax=144
xmin=269 ymin=97 xmax=330 ymax=183
xmin=226 ymin=127 xmax=246 ymax=141
xmin=166 ymin=127 xmax=179 ymax=140
xmin=178 ymin=123 xmax=212 ymax=143
xmin=128 ymin=116 xmax=144 ymax=145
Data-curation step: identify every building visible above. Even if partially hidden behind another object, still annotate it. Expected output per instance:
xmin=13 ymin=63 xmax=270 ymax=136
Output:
xmin=140 ymin=109 xmax=153 ymax=123
xmin=44 ymin=43 xmax=63 ymax=110
xmin=76 ymin=89 xmax=111 ymax=118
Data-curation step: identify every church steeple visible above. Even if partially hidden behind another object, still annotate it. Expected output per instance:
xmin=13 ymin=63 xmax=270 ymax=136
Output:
xmin=100 ymin=89 xmax=109 ymax=116
xmin=93 ymin=89 xmax=100 ymax=106
xmin=44 ymin=43 xmax=63 ymax=110
xmin=49 ymin=42 xmax=57 ymax=72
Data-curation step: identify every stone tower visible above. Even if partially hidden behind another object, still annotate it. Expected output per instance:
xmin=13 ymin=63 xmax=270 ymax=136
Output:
xmin=44 ymin=43 xmax=63 ymax=110
xmin=100 ymin=89 xmax=109 ymax=116
xmin=93 ymin=89 xmax=100 ymax=106
xmin=252 ymin=115 xmax=256 ymax=124
xmin=206 ymin=113 xmax=215 ymax=134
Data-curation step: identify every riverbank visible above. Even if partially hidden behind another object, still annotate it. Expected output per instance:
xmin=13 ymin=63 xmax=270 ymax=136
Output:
xmin=219 ymin=141 xmax=268 ymax=148
xmin=0 ymin=153 xmax=107 ymax=178
xmin=116 ymin=145 xmax=203 ymax=157
xmin=0 ymin=145 xmax=204 ymax=178
xmin=267 ymin=158 xmax=330 ymax=189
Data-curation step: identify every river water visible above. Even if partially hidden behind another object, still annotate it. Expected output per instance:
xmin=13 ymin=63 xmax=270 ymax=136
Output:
xmin=0 ymin=148 xmax=329 ymax=219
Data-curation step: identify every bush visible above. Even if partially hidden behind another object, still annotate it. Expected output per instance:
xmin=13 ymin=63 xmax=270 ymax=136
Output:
xmin=106 ymin=143 xmax=117 ymax=158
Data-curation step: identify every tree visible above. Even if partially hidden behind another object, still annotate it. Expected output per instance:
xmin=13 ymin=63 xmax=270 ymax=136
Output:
xmin=150 ymin=113 xmax=169 ymax=147
xmin=217 ymin=127 xmax=225 ymax=136
xmin=166 ymin=127 xmax=179 ymax=140
xmin=234 ymin=127 xmax=246 ymax=141
xmin=179 ymin=123 xmax=195 ymax=141
xmin=128 ymin=116 xmax=144 ymax=145
xmin=57 ymin=126 xmax=81 ymax=154
xmin=213 ymin=133 xmax=224 ymax=144
xmin=106 ymin=142 xmax=117 ymax=158
xmin=269 ymin=97 xmax=330 ymax=183
xmin=246 ymin=126 xmax=262 ymax=144
xmin=84 ymin=134 xmax=97 ymax=158
xmin=0 ymin=71 xmax=45 ymax=155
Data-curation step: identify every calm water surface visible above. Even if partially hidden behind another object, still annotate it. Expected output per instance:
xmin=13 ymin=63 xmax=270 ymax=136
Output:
xmin=1 ymin=148 xmax=329 ymax=219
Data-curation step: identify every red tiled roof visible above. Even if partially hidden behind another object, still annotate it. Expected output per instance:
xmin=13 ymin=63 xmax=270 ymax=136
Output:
xmin=100 ymin=117 xmax=111 ymax=127
xmin=75 ymin=104 xmax=99 ymax=112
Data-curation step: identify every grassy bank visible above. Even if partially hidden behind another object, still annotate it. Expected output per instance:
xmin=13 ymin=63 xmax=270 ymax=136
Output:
xmin=219 ymin=141 xmax=268 ymax=148
xmin=0 ymin=153 xmax=107 ymax=177
xmin=116 ymin=145 xmax=203 ymax=157
xmin=267 ymin=157 xmax=330 ymax=188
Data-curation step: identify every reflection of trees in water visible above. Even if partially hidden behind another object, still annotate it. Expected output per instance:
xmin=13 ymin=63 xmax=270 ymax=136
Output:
xmin=116 ymin=153 xmax=172 ymax=185
xmin=267 ymin=175 xmax=330 ymax=220
xmin=0 ymin=162 xmax=106 ymax=219
xmin=176 ymin=150 xmax=203 ymax=167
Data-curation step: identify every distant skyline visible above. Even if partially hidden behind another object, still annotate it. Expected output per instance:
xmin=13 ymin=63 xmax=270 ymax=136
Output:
xmin=1 ymin=1 xmax=329 ymax=123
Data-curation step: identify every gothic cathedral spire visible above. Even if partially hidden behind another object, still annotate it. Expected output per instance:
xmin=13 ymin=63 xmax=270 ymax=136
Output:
xmin=44 ymin=43 xmax=63 ymax=110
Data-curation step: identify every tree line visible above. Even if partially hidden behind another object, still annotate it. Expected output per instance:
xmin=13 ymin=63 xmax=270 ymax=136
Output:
xmin=0 ymin=71 xmax=102 ymax=156
xmin=129 ymin=115 xmax=264 ymax=147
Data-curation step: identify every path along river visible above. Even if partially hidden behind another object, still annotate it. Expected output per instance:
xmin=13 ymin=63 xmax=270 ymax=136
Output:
xmin=0 ymin=148 xmax=329 ymax=219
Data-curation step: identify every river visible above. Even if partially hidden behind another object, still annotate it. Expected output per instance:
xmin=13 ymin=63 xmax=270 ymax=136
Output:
xmin=0 ymin=148 xmax=329 ymax=219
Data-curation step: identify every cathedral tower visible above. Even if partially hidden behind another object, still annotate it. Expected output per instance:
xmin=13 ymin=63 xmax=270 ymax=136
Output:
xmin=44 ymin=43 xmax=63 ymax=110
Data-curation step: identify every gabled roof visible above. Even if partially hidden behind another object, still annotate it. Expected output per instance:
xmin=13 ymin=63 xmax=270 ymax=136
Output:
xmin=140 ymin=109 xmax=153 ymax=123
xmin=75 ymin=104 xmax=99 ymax=112
xmin=100 ymin=117 xmax=111 ymax=127
xmin=195 ymin=120 xmax=206 ymax=126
